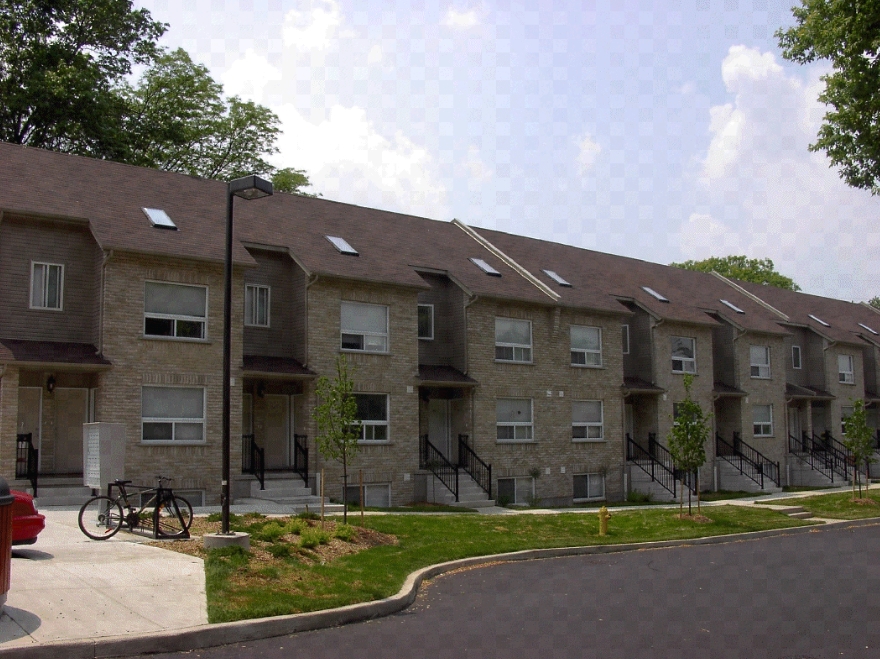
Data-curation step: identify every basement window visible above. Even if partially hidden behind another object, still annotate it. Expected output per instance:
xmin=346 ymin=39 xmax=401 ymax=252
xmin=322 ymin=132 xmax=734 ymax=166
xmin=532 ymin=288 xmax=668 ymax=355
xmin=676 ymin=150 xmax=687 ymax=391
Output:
xmin=143 ymin=208 xmax=177 ymax=230
xmin=326 ymin=236 xmax=359 ymax=256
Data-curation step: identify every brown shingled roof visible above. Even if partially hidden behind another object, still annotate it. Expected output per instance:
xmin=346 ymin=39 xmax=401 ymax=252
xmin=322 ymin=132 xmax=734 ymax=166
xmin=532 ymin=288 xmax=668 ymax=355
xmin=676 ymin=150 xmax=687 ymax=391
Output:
xmin=0 ymin=339 xmax=110 ymax=367
xmin=242 ymin=355 xmax=315 ymax=379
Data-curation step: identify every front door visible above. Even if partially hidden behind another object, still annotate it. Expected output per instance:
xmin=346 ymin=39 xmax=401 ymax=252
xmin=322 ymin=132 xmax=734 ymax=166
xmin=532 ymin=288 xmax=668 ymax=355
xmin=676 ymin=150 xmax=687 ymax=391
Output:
xmin=428 ymin=399 xmax=451 ymax=460
xmin=54 ymin=388 xmax=88 ymax=474
xmin=17 ymin=388 xmax=42 ymax=469
xmin=264 ymin=394 xmax=291 ymax=469
xmin=788 ymin=407 xmax=801 ymax=445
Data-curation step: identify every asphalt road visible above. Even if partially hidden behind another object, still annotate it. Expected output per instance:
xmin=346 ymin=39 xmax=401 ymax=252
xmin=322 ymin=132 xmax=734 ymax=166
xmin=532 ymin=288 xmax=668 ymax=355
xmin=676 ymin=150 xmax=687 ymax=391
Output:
xmin=143 ymin=523 xmax=880 ymax=659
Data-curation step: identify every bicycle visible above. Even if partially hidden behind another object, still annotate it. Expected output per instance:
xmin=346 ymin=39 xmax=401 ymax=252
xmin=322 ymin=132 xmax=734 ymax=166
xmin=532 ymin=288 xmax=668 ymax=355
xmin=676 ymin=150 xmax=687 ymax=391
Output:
xmin=78 ymin=476 xmax=193 ymax=540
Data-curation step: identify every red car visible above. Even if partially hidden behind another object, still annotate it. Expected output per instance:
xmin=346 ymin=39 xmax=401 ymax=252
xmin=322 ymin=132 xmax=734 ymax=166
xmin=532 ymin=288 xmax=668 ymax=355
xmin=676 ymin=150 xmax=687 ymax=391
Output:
xmin=11 ymin=490 xmax=45 ymax=546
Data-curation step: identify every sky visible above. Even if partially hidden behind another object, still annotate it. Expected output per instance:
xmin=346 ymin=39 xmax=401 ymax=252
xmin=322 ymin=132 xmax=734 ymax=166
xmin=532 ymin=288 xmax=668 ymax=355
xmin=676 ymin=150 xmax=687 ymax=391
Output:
xmin=135 ymin=0 xmax=880 ymax=302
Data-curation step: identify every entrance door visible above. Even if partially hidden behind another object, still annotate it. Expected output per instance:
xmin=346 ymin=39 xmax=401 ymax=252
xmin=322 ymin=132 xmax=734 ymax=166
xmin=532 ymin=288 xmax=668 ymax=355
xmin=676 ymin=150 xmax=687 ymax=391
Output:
xmin=788 ymin=407 xmax=801 ymax=443
xmin=54 ymin=388 xmax=88 ymax=474
xmin=17 ymin=388 xmax=42 ymax=469
xmin=428 ymin=399 xmax=451 ymax=460
xmin=264 ymin=394 xmax=291 ymax=469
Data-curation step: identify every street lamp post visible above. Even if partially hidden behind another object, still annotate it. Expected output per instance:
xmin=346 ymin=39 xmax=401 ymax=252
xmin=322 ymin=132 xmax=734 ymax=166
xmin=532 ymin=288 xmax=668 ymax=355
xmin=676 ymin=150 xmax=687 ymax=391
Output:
xmin=222 ymin=175 xmax=273 ymax=535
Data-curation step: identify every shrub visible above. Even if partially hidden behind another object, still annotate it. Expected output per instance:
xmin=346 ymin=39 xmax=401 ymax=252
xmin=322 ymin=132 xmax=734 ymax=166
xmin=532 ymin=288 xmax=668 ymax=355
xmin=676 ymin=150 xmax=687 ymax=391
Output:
xmin=334 ymin=523 xmax=356 ymax=542
xmin=300 ymin=527 xmax=331 ymax=549
xmin=298 ymin=510 xmax=320 ymax=521
xmin=266 ymin=543 xmax=291 ymax=559
xmin=284 ymin=518 xmax=307 ymax=535
xmin=627 ymin=490 xmax=653 ymax=504
xmin=252 ymin=521 xmax=286 ymax=543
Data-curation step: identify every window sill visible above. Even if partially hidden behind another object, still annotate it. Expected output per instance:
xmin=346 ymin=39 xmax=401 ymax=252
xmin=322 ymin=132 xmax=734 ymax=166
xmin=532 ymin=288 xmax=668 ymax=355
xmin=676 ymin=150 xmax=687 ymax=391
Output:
xmin=571 ymin=364 xmax=604 ymax=370
xmin=245 ymin=323 xmax=271 ymax=329
xmin=839 ymin=381 xmax=855 ymax=386
xmin=750 ymin=376 xmax=771 ymax=380
xmin=340 ymin=349 xmax=390 ymax=356
xmin=671 ymin=371 xmax=698 ymax=375
xmin=572 ymin=438 xmax=607 ymax=444
xmin=357 ymin=440 xmax=392 ymax=445
xmin=573 ymin=497 xmax=606 ymax=503
xmin=142 ymin=335 xmax=211 ymax=344
xmin=139 ymin=441 xmax=206 ymax=446
xmin=28 ymin=306 xmax=64 ymax=312
xmin=496 ymin=440 xmax=537 ymax=444
xmin=495 ymin=360 xmax=534 ymax=365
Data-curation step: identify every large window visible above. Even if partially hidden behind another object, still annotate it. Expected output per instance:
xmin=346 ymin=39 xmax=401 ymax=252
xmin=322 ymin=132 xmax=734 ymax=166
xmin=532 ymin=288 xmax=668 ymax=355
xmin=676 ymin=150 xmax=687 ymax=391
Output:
xmin=671 ymin=336 xmax=696 ymax=373
xmin=496 ymin=398 xmax=534 ymax=441
xmin=572 ymin=400 xmax=603 ymax=440
xmin=245 ymin=284 xmax=270 ymax=327
xmin=753 ymin=404 xmax=773 ymax=437
xmin=497 ymin=477 xmax=534 ymax=505
xmin=144 ymin=281 xmax=207 ymax=339
xmin=341 ymin=302 xmax=388 ymax=352
xmin=345 ymin=483 xmax=391 ymax=507
xmin=142 ymin=386 xmax=205 ymax=442
xmin=30 ymin=262 xmax=63 ymax=310
xmin=571 ymin=326 xmax=602 ymax=367
xmin=418 ymin=304 xmax=434 ymax=340
xmin=495 ymin=318 xmax=532 ymax=362
xmin=839 ymin=354 xmax=855 ymax=384
xmin=750 ymin=345 xmax=771 ymax=379
xmin=354 ymin=394 xmax=388 ymax=441
xmin=573 ymin=473 xmax=605 ymax=501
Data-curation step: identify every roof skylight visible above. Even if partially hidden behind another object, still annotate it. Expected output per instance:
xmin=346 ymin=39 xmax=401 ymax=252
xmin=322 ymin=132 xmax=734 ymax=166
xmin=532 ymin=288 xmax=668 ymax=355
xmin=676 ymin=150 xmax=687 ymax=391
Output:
xmin=859 ymin=322 xmax=879 ymax=335
xmin=641 ymin=286 xmax=669 ymax=303
xmin=720 ymin=299 xmax=745 ymax=314
xmin=142 ymin=208 xmax=176 ymax=230
xmin=808 ymin=313 xmax=830 ymax=327
xmin=542 ymin=269 xmax=572 ymax=287
xmin=326 ymin=235 xmax=359 ymax=256
xmin=470 ymin=257 xmax=501 ymax=277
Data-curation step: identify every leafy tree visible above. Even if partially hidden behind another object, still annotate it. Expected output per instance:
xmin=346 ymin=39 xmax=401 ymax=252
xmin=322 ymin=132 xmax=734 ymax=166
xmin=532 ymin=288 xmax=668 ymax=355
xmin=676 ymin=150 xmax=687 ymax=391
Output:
xmin=667 ymin=374 xmax=711 ymax=516
xmin=272 ymin=167 xmax=320 ymax=197
xmin=842 ymin=399 xmax=876 ymax=498
xmin=670 ymin=255 xmax=801 ymax=291
xmin=777 ymin=0 xmax=880 ymax=193
xmin=868 ymin=296 xmax=880 ymax=310
xmin=0 ymin=0 xmax=166 ymax=155
xmin=313 ymin=355 xmax=360 ymax=523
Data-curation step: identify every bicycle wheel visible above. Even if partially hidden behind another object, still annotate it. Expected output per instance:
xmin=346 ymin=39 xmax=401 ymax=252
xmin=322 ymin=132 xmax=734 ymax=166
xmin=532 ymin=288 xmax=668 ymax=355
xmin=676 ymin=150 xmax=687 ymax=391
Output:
xmin=78 ymin=496 xmax=124 ymax=540
xmin=155 ymin=496 xmax=192 ymax=538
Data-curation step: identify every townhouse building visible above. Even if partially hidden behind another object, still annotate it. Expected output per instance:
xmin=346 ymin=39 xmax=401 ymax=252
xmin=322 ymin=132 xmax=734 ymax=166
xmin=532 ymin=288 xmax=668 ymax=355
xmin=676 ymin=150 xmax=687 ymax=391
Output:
xmin=1 ymin=142 xmax=878 ymax=507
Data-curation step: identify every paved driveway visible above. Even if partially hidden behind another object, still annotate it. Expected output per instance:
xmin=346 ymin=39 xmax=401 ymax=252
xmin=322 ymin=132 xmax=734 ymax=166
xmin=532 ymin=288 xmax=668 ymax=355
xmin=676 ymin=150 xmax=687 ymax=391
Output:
xmin=144 ymin=522 xmax=880 ymax=659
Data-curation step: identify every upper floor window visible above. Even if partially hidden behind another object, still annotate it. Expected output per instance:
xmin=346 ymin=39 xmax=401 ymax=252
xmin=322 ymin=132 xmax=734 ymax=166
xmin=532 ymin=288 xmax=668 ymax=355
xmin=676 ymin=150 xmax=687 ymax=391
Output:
xmin=341 ymin=301 xmax=388 ymax=353
xmin=792 ymin=345 xmax=802 ymax=370
xmin=571 ymin=326 xmax=602 ymax=367
xmin=496 ymin=398 xmax=533 ymax=441
xmin=245 ymin=284 xmax=270 ymax=327
xmin=838 ymin=354 xmax=855 ymax=384
xmin=750 ymin=345 xmax=771 ymax=379
xmin=141 ymin=386 xmax=205 ymax=443
xmin=30 ymin=262 xmax=63 ymax=310
xmin=753 ymin=404 xmax=773 ymax=437
xmin=418 ymin=304 xmax=434 ymax=340
xmin=622 ymin=324 xmax=630 ymax=355
xmin=354 ymin=393 xmax=389 ymax=441
xmin=572 ymin=400 xmax=603 ymax=440
xmin=495 ymin=318 xmax=532 ymax=363
xmin=144 ymin=281 xmax=207 ymax=339
xmin=671 ymin=336 xmax=696 ymax=373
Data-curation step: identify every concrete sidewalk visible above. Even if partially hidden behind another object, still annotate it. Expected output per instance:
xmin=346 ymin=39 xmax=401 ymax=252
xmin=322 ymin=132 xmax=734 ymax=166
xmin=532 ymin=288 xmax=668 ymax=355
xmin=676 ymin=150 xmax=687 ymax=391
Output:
xmin=0 ymin=509 xmax=207 ymax=652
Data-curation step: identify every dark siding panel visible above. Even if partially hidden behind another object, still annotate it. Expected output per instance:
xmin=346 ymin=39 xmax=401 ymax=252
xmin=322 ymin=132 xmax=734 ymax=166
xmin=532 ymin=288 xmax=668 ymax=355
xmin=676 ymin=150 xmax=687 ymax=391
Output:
xmin=242 ymin=249 xmax=299 ymax=359
xmin=624 ymin=308 xmax=653 ymax=383
xmin=712 ymin=322 xmax=735 ymax=386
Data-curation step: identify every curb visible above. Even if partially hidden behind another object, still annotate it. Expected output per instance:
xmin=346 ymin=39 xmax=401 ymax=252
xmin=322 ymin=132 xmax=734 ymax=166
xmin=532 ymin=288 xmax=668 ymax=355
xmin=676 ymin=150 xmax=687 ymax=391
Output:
xmin=3 ymin=517 xmax=879 ymax=659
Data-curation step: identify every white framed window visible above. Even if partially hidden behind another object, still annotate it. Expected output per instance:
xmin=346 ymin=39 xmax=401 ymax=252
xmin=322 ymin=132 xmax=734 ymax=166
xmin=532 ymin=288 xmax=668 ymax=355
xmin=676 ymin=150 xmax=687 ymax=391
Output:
xmin=495 ymin=318 xmax=532 ymax=363
xmin=345 ymin=483 xmax=391 ymax=508
xmin=144 ymin=281 xmax=207 ymax=339
xmin=622 ymin=324 xmax=630 ymax=355
xmin=841 ymin=406 xmax=855 ymax=436
xmin=497 ymin=477 xmax=534 ymax=505
xmin=141 ymin=386 xmax=205 ymax=443
xmin=244 ymin=284 xmax=270 ymax=327
xmin=572 ymin=400 xmax=603 ymax=441
xmin=753 ymin=404 xmax=773 ymax=437
xmin=341 ymin=302 xmax=388 ymax=353
xmin=573 ymin=473 xmax=605 ymax=501
xmin=671 ymin=336 xmax=696 ymax=373
xmin=750 ymin=345 xmax=771 ymax=379
xmin=30 ymin=262 xmax=63 ymax=310
xmin=418 ymin=304 xmax=434 ymax=340
xmin=354 ymin=394 xmax=388 ymax=442
xmin=496 ymin=398 xmax=534 ymax=441
xmin=839 ymin=354 xmax=855 ymax=384
xmin=571 ymin=326 xmax=602 ymax=367
xmin=792 ymin=345 xmax=802 ymax=370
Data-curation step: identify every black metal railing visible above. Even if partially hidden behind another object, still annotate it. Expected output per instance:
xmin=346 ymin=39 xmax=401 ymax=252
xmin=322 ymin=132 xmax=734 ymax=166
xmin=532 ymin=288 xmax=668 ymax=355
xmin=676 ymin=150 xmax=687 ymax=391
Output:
xmin=16 ymin=433 xmax=38 ymax=496
xmin=789 ymin=432 xmax=838 ymax=482
xmin=716 ymin=431 xmax=780 ymax=489
xmin=816 ymin=431 xmax=850 ymax=481
xmin=627 ymin=433 xmax=677 ymax=497
xmin=241 ymin=434 xmax=265 ymax=490
xmin=420 ymin=434 xmax=459 ymax=501
xmin=293 ymin=434 xmax=309 ymax=487
xmin=457 ymin=434 xmax=492 ymax=499
xmin=649 ymin=433 xmax=698 ymax=495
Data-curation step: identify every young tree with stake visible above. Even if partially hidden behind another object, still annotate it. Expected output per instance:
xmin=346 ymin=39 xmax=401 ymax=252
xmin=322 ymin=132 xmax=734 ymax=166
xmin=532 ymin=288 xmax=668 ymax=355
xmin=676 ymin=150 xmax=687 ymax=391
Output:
xmin=667 ymin=374 xmax=711 ymax=516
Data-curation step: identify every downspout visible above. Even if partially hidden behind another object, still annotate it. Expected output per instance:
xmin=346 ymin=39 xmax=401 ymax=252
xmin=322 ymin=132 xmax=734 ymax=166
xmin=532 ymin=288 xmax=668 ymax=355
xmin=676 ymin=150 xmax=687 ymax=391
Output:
xmin=99 ymin=250 xmax=114 ymax=355
xmin=464 ymin=293 xmax=479 ymax=439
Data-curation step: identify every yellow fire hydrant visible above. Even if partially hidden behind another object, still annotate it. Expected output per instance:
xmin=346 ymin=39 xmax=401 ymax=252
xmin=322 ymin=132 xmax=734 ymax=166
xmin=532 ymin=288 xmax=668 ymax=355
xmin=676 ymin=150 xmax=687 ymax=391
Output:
xmin=598 ymin=505 xmax=611 ymax=536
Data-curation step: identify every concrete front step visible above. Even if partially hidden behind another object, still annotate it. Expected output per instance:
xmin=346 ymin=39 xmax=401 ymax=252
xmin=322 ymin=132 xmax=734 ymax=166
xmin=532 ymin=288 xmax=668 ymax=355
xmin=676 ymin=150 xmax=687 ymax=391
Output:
xmin=233 ymin=497 xmax=345 ymax=513
xmin=715 ymin=462 xmax=782 ymax=494
xmin=30 ymin=485 xmax=93 ymax=507
xmin=451 ymin=498 xmax=497 ymax=509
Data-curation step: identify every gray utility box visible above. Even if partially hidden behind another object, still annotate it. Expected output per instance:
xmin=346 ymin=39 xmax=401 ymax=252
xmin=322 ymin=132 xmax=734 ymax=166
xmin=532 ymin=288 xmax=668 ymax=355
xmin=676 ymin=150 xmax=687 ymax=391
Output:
xmin=83 ymin=423 xmax=126 ymax=490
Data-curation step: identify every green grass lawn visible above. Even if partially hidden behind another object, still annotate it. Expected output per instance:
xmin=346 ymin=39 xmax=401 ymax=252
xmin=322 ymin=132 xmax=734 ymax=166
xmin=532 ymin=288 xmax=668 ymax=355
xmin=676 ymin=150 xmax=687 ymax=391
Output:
xmin=762 ymin=489 xmax=880 ymax=520
xmin=205 ymin=505 xmax=811 ymax=623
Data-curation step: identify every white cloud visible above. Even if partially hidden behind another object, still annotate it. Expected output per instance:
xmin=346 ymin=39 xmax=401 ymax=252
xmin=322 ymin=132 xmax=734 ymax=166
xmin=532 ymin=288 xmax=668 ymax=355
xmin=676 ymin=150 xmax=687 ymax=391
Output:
xmin=442 ymin=7 xmax=480 ymax=30
xmin=463 ymin=146 xmax=493 ymax=186
xmin=687 ymin=45 xmax=880 ymax=300
xmin=367 ymin=44 xmax=383 ymax=66
xmin=576 ymin=133 xmax=601 ymax=175
xmin=220 ymin=50 xmax=281 ymax=103
xmin=282 ymin=0 xmax=347 ymax=51
xmin=679 ymin=82 xmax=696 ymax=95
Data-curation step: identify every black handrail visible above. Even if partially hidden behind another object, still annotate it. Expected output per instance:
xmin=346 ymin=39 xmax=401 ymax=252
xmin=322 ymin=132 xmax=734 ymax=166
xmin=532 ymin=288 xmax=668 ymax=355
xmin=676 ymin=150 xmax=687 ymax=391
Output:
xmin=816 ymin=431 xmax=850 ymax=481
xmin=457 ymin=434 xmax=492 ymax=499
xmin=649 ymin=433 xmax=697 ymax=494
xmin=241 ymin=434 xmax=265 ymax=490
xmin=16 ymin=433 xmax=38 ymax=496
xmin=293 ymin=434 xmax=309 ymax=487
xmin=716 ymin=431 xmax=781 ymax=488
xmin=420 ymin=434 xmax=459 ymax=501
xmin=627 ymin=434 xmax=677 ymax=497
xmin=789 ymin=432 xmax=837 ymax=482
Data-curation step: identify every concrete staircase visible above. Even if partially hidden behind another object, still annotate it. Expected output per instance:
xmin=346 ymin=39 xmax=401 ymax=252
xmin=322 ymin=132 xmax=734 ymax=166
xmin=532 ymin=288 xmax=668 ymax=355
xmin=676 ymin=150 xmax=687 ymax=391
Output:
xmin=427 ymin=473 xmax=495 ymax=508
xmin=787 ymin=453 xmax=848 ymax=488
xmin=13 ymin=477 xmax=93 ymax=507
xmin=627 ymin=466 xmax=678 ymax=502
xmin=235 ymin=475 xmax=343 ymax=513
xmin=716 ymin=461 xmax=782 ymax=494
